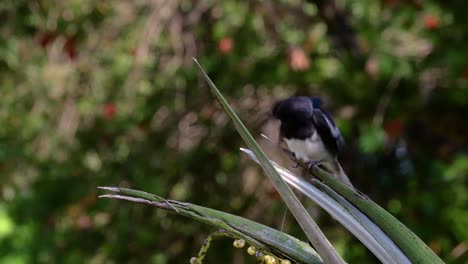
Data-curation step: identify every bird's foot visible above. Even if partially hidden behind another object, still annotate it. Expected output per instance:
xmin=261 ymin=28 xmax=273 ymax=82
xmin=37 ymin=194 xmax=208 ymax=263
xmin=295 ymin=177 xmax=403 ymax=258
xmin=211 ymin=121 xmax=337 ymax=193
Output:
xmin=304 ymin=160 xmax=323 ymax=170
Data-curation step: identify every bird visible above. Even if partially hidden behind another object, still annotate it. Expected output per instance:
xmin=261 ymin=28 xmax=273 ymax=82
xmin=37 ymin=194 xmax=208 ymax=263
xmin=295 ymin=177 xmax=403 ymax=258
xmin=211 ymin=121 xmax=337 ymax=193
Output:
xmin=272 ymin=96 xmax=352 ymax=186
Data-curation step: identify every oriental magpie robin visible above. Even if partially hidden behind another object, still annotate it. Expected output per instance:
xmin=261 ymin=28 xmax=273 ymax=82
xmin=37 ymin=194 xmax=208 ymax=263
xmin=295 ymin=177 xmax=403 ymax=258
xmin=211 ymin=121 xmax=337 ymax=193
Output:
xmin=272 ymin=96 xmax=352 ymax=186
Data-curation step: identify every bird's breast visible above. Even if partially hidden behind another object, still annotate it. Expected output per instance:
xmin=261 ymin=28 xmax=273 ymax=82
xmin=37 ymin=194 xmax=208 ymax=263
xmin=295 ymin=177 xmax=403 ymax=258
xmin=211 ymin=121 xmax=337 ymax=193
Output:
xmin=284 ymin=132 xmax=331 ymax=161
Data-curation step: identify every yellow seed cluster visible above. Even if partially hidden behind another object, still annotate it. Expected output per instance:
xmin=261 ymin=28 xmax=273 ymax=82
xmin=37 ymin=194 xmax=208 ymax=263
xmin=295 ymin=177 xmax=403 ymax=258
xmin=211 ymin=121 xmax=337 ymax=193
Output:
xmin=264 ymin=255 xmax=276 ymax=264
xmin=280 ymin=260 xmax=291 ymax=264
xmin=247 ymin=246 xmax=256 ymax=255
xmin=233 ymin=239 xmax=246 ymax=248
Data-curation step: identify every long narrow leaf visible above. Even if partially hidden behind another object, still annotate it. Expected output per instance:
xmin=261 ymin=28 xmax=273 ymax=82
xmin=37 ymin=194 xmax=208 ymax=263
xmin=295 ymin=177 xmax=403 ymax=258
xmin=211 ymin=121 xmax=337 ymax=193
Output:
xmin=193 ymin=58 xmax=344 ymax=263
xmin=312 ymin=180 xmax=411 ymax=264
xmin=241 ymin=148 xmax=410 ymax=264
xmin=98 ymin=187 xmax=322 ymax=264
xmin=309 ymin=166 xmax=444 ymax=264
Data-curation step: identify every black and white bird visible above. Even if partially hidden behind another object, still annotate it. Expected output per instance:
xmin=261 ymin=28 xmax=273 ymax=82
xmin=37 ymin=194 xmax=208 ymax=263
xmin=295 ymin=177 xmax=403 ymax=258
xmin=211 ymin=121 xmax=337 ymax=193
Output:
xmin=272 ymin=96 xmax=352 ymax=186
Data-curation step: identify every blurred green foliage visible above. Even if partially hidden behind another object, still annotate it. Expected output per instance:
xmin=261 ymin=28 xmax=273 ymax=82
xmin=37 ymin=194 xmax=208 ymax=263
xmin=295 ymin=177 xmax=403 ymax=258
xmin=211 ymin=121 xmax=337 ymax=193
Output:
xmin=0 ymin=0 xmax=467 ymax=263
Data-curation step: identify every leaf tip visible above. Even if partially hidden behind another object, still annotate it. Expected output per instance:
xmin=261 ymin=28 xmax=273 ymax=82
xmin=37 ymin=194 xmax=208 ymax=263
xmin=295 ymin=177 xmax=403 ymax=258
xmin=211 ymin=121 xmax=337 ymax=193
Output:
xmin=97 ymin=186 xmax=121 ymax=192
xmin=239 ymin=147 xmax=250 ymax=153
xmin=98 ymin=194 xmax=113 ymax=199
xmin=192 ymin=57 xmax=203 ymax=70
xmin=240 ymin=148 xmax=256 ymax=161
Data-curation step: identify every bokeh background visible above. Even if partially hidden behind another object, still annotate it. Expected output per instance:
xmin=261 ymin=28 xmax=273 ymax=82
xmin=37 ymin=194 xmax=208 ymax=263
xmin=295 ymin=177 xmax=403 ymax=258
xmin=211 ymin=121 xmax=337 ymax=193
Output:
xmin=1 ymin=0 xmax=467 ymax=263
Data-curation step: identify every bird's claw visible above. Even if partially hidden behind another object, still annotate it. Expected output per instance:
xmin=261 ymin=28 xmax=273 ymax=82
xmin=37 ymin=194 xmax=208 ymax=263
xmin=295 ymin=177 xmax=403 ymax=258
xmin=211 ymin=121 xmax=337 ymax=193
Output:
xmin=304 ymin=160 xmax=323 ymax=170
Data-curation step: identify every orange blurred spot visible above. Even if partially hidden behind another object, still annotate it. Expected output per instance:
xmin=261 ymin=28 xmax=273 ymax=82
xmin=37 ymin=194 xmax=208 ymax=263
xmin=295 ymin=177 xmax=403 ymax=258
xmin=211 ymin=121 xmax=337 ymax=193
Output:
xmin=287 ymin=47 xmax=310 ymax=72
xmin=200 ymin=104 xmax=216 ymax=119
xmin=428 ymin=240 xmax=442 ymax=254
xmin=218 ymin=37 xmax=234 ymax=54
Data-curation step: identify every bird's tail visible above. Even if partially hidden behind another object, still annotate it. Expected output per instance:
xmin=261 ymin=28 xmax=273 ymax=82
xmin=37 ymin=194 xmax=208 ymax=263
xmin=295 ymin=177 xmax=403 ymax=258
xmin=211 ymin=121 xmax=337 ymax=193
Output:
xmin=323 ymin=159 xmax=353 ymax=187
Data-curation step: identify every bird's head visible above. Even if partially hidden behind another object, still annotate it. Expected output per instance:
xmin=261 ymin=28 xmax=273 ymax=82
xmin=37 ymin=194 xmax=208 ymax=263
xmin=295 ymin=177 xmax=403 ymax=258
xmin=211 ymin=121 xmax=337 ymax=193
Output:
xmin=272 ymin=96 xmax=322 ymax=123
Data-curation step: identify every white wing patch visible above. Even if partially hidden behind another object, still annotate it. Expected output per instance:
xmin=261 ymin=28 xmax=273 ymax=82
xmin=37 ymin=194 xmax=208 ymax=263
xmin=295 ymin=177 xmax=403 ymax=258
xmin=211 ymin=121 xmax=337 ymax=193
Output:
xmin=284 ymin=132 xmax=332 ymax=161
xmin=323 ymin=114 xmax=340 ymax=139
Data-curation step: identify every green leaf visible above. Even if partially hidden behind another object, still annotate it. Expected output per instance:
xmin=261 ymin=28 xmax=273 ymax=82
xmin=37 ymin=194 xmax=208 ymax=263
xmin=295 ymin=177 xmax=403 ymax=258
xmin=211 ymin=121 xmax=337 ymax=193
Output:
xmin=309 ymin=166 xmax=444 ymax=264
xmin=241 ymin=148 xmax=410 ymax=264
xmin=98 ymin=187 xmax=322 ymax=264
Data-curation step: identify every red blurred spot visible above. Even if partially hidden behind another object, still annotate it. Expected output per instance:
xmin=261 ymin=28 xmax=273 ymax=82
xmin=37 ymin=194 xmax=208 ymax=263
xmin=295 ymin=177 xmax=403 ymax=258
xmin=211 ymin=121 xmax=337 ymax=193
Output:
xmin=269 ymin=189 xmax=281 ymax=201
xmin=64 ymin=37 xmax=77 ymax=60
xmin=102 ymin=103 xmax=117 ymax=119
xmin=218 ymin=37 xmax=234 ymax=54
xmin=424 ymin=14 xmax=439 ymax=29
xmin=36 ymin=32 xmax=78 ymax=60
xmin=384 ymin=118 xmax=404 ymax=139
xmin=287 ymin=47 xmax=310 ymax=72
xmin=382 ymin=0 xmax=398 ymax=7
xmin=37 ymin=31 xmax=57 ymax=48
xmin=45 ymin=216 xmax=56 ymax=229
xmin=462 ymin=68 xmax=468 ymax=79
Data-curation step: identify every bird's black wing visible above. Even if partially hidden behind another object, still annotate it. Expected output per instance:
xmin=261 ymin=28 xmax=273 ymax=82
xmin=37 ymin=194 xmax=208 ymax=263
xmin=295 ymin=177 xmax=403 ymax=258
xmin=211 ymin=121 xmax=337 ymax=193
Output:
xmin=311 ymin=108 xmax=345 ymax=156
